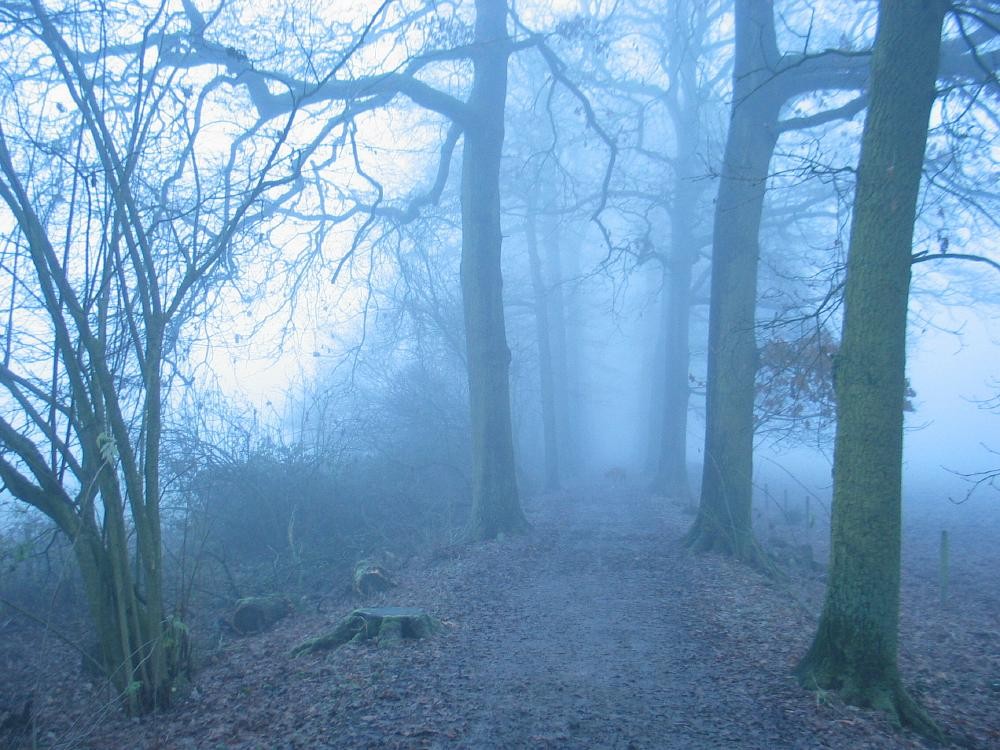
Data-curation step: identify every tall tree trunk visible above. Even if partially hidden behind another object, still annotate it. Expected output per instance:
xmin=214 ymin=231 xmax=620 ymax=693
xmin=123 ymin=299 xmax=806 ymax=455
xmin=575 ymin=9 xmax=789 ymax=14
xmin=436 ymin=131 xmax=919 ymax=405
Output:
xmin=687 ymin=0 xmax=780 ymax=563
xmin=461 ymin=0 xmax=527 ymax=539
xmin=796 ymin=0 xmax=946 ymax=737
xmin=544 ymin=212 xmax=577 ymax=477
xmin=647 ymin=0 xmax=715 ymax=502
xmin=650 ymin=145 xmax=703 ymax=501
xmin=653 ymin=259 xmax=692 ymax=500
xmin=525 ymin=193 xmax=560 ymax=491
xmin=643 ymin=271 xmax=667 ymax=477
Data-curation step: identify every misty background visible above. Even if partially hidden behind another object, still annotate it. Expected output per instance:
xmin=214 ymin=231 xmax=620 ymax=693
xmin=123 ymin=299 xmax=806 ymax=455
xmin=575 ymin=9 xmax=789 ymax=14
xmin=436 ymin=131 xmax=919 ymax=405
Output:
xmin=0 ymin=0 xmax=997 ymax=744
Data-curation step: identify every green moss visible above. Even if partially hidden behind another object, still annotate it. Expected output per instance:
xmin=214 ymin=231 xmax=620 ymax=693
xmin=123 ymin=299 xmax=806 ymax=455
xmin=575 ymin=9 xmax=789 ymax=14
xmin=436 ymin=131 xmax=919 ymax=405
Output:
xmin=292 ymin=607 xmax=440 ymax=656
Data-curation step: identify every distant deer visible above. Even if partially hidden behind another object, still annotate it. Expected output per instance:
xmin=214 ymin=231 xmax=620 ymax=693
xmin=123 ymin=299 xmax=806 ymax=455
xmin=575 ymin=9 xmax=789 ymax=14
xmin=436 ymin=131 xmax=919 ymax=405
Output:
xmin=604 ymin=467 xmax=627 ymax=484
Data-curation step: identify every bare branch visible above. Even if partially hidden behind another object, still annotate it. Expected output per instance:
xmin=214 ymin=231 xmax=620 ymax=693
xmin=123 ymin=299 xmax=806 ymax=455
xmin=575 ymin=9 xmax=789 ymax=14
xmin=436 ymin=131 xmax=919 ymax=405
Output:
xmin=911 ymin=249 xmax=1000 ymax=273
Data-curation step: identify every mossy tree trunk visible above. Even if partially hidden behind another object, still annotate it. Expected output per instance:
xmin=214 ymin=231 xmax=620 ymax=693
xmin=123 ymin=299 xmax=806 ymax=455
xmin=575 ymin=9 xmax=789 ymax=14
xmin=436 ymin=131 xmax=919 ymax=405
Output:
xmin=796 ymin=0 xmax=946 ymax=737
xmin=461 ymin=0 xmax=527 ymax=539
xmin=687 ymin=0 xmax=781 ymax=564
xmin=687 ymin=0 xmax=870 ymax=564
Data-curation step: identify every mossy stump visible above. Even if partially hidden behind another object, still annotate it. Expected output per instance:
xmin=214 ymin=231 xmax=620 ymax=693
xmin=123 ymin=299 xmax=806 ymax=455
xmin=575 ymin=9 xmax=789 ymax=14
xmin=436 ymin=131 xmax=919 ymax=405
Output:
xmin=353 ymin=560 xmax=396 ymax=596
xmin=292 ymin=607 xmax=439 ymax=656
xmin=232 ymin=596 xmax=291 ymax=635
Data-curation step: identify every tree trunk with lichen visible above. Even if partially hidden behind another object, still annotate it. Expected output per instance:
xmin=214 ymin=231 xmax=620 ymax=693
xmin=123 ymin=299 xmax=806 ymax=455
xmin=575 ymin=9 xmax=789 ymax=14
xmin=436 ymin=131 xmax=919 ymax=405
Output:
xmin=461 ymin=0 xmax=527 ymax=540
xmin=796 ymin=0 xmax=946 ymax=739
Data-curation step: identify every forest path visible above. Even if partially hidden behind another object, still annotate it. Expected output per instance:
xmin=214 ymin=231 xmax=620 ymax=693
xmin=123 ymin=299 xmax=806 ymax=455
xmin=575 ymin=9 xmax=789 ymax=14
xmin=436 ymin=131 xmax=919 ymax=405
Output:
xmin=459 ymin=488 xmax=744 ymax=748
xmin=45 ymin=485 xmax=962 ymax=749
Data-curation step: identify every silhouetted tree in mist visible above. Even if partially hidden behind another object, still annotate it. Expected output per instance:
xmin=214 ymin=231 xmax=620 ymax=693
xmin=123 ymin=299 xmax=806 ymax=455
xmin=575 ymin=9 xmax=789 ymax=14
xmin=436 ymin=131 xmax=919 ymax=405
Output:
xmin=689 ymin=0 xmax=872 ymax=564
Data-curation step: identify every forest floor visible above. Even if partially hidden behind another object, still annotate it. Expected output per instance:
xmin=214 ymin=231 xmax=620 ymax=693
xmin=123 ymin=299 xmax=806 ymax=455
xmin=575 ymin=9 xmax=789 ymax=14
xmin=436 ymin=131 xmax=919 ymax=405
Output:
xmin=2 ymin=483 xmax=998 ymax=749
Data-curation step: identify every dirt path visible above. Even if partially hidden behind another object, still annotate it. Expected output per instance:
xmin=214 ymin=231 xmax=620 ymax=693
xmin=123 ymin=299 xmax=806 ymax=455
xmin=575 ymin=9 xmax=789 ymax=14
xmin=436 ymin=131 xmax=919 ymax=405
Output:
xmin=458 ymin=490 xmax=763 ymax=748
xmin=6 ymin=486 xmax=996 ymax=748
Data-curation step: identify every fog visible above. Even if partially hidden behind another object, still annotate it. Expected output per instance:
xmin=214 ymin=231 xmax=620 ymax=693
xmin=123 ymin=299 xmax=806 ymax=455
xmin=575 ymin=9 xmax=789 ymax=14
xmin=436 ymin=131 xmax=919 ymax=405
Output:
xmin=0 ymin=0 xmax=998 ymax=746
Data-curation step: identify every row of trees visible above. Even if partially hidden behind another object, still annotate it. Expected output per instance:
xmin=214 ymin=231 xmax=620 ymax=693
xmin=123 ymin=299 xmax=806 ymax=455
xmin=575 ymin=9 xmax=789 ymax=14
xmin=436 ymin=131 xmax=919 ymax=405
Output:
xmin=1 ymin=0 xmax=997 ymax=736
xmin=668 ymin=0 xmax=994 ymax=734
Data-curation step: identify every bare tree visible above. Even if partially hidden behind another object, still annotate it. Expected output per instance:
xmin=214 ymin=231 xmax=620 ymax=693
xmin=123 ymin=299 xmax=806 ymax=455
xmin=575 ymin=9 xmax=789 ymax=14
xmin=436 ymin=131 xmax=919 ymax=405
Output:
xmin=643 ymin=0 xmax=726 ymax=501
xmin=166 ymin=0 xmax=617 ymax=539
xmin=0 ymin=0 xmax=304 ymax=712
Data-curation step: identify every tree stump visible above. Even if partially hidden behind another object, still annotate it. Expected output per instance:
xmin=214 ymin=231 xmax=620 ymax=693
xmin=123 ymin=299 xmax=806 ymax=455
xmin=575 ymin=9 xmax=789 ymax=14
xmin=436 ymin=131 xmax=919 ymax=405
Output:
xmin=353 ymin=559 xmax=396 ymax=596
xmin=163 ymin=616 xmax=192 ymax=682
xmin=232 ymin=596 xmax=290 ymax=635
xmin=292 ymin=607 xmax=439 ymax=656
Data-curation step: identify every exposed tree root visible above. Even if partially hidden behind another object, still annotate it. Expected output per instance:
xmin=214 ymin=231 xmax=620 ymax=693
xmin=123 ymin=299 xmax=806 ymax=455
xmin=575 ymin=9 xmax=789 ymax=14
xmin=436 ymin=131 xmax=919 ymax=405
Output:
xmin=796 ymin=648 xmax=945 ymax=745
xmin=468 ymin=511 xmax=529 ymax=542
xmin=683 ymin=518 xmax=776 ymax=576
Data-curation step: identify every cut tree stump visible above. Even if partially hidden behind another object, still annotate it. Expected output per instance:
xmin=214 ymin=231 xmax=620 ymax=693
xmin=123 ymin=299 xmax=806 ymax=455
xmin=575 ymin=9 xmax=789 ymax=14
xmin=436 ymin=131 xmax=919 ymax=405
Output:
xmin=291 ymin=607 xmax=439 ymax=656
xmin=232 ymin=596 xmax=291 ymax=635
xmin=353 ymin=559 xmax=396 ymax=596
